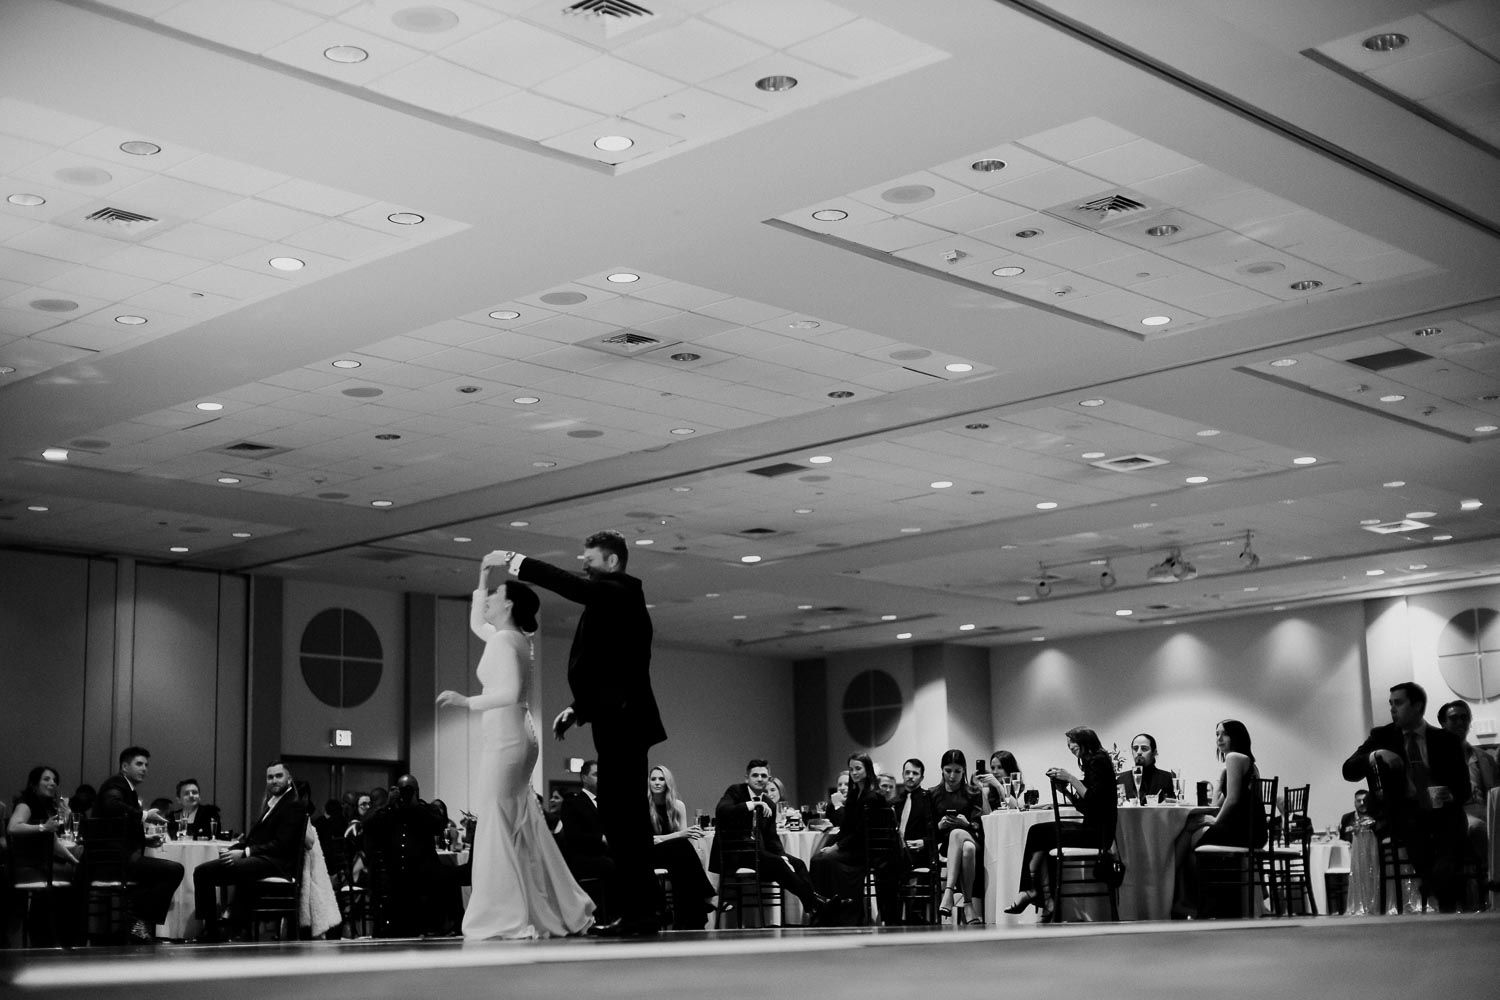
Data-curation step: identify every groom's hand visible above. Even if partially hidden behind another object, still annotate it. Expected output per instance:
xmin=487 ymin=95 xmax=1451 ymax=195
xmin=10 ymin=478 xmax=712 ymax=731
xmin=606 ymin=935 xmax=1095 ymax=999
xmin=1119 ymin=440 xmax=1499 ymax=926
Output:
xmin=552 ymin=707 xmax=576 ymax=740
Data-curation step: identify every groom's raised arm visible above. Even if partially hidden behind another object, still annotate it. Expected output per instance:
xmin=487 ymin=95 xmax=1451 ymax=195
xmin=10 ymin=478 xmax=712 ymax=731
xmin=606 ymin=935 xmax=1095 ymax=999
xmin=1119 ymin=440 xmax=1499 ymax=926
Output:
xmin=503 ymin=552 xmax=602 ymax=606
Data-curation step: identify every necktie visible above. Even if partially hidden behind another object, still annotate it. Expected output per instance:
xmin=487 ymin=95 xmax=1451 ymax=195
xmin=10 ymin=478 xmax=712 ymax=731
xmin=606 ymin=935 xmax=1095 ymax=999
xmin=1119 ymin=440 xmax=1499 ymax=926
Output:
xmin=1404 ymin=732 xmax=1431 ymax=807
xmin=899 ymin=793 xmax=913 ymax=838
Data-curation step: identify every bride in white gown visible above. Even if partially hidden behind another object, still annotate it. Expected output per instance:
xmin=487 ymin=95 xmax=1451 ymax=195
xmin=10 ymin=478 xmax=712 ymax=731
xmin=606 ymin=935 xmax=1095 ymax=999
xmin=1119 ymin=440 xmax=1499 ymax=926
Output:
xmin=437 ymin=552 xmax=595 ymax=940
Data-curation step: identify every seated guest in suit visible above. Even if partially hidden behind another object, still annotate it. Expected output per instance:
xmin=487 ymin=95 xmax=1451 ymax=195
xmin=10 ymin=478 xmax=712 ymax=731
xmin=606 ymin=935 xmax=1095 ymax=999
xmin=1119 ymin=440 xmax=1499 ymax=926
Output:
xmin=169 ymin=778 xmax=221 ymax=839
xmin=647 ymin=765 xmax=715 ymax=929
xmin=1170 ymin=719 xmax=1267 ymax=917
xmin=94 ymin=745 xmax=185 ymax=943
xmin=811 ymin=752 xmax=879 ymax=924
xmin=930 ymin=749 xmax=984 ymax=922
xmin=1343 ymin=682 xmax=1470 ymax=912
xmin=1339 ymin=790 xmax=1372 ymax=842
xmin=193 ymin=760 xmax=308 ymax=941
xmin=976 ymin=751 xmax=1024 ymax=813
xmin=826 ymin=770 xmax=850 ymax=828
xmin=897 ymin=758 xmax=937 ymax=863
xmin=1438 ymin=699 xmax=1496 ymax=866
xmin=560 ymin=759 xmax=615 ymax=901
xmin=1006 ymin=728 xmax=1117 ymax=920
xmin=711 ymin=758 xmax=826 ymax=920
xmin=1117 ymin=733 xmax=1177 ymax=804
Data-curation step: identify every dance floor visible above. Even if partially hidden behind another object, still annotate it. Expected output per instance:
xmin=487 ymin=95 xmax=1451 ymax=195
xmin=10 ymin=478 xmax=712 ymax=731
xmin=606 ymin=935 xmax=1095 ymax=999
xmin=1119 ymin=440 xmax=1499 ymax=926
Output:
xmin=5 ymin=916 xmax=1498 ymax=1000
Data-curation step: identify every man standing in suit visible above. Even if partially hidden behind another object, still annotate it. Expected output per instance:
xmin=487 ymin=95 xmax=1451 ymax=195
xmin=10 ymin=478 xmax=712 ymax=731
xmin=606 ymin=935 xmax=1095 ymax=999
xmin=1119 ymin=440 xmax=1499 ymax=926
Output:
xmin=193 ymin=760 xmax=307 ymax=940
xmin=94 ymin=745 xmax=185 ymax=943
xmin=711 ymin=758 xmax=825 ymax=920
xmin=1116 ymin=733 xmax=1177 ymax=803
xmin=558 ymin=759 xmax=615 ymax=899
xmin=1338 ymin=789 xmax=1372 ymax=842
xmin=495 ymin=531 xmax=665 ymax=937
xmin=1343 ymin=681 xmax=1471 ymax=911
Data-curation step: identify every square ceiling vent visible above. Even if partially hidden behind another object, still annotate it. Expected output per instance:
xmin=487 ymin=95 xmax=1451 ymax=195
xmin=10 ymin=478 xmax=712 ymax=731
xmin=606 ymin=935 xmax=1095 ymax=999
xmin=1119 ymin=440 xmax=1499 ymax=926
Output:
xmin=1044 ymin=188 xmax=1159 ymax=231
xmin=1089 ymin=453 xmax=1170 ymax=472
xmin=580 ymin=329 xmax=680 ymax=357
xmin=527 ymin=0 xmax=671 ymax=44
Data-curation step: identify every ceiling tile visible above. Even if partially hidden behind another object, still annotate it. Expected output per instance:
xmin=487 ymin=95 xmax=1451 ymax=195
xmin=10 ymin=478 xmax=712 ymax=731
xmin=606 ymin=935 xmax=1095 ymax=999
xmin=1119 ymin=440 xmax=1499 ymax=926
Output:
xmin=982 ymin=165 xmax=1111 ymax=210
xmin=335 ymin=0 xmax=507 ymax=51
xmin=612 ymin=19 xmax=771 ymax=84
xmin=698 ymin=54 xmax=852 ymax=111
xmin=1068 ymin=139 xmax=1198 ymax=187
xmin=9 ymin=225 xmax=133 ymax=265
xmin=259 ymin=178 xmax=375 ymax=216
xmin=787 ymin=17 xmax=945 ymax=78
xmin=164 ymin=154 xmax=291 ymax=197
xmin=369 ymin=56 xmax=519 ymax=115
xmin=460 ymin=91 xmax=604 ymax=141
xmin=0 ymin=98 xmax=97 ymax=146
xmin=625 ymin=88 xmax=763 ymax=140
xmin=701 ymin=0 xmax=858 ymax=49
xmin=93 ymin=244 xmax=210 ymax=282
xmin=261 ymin=20 xmax=427 ymax=86
xmin=283 ymin=219 xmax=405 ymax=260
xmin=441 ymin=19 xmax=599 ymax=88
xmin=155 ymin=0 xmax=324 ymax=53
xmin=905 ymin=193 xmax=1031 ymax=234
xmin=15 ymin=149 xmax=151 ymax=197
xmin=142 ymin=222 xmax=265 ymax=261
xmin=1020 ymin=117 xmax=1140 ymax=161
xmin=199 ymin=198 xmax=324 ymax=241
xmin=110 ymin=174 xmax=242 ymax=218
xmin=534 ymin=56 xmax=685 ymax=116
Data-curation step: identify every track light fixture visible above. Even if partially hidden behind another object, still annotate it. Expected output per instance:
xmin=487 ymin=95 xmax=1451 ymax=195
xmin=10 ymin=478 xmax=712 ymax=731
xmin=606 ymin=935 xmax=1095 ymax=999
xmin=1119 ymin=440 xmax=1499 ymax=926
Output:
xmin=1099 ymin=561 xmax=1116 ymax=590
xmin=1035 ymin=562 xmax=1052 ymax=598
xmin=1238 ymin=530 xmax=1260 ymax=570
xmin=1147 ymin=548 xmax=1197 ymax=583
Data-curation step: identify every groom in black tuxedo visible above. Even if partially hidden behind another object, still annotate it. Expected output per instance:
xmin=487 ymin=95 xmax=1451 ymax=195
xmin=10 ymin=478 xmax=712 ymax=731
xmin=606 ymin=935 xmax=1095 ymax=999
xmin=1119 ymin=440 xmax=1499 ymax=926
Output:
xmin=498 ymin=531 xmax=666 ymax=937
xmin=193 ymin=760 xmax=308 ymax=940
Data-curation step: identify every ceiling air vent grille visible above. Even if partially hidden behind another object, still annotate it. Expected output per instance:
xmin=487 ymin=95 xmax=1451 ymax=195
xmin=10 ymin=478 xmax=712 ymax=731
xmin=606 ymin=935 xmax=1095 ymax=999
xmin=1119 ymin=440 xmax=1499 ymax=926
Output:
xmin=581 ymin=329 xmax=676 ymax=357
xmin=566 ymin=0 xmax=653 ymax=17
xmin=1075 ymin=194 xmax=1150 ymax=219
xmin=739 ymin=527 xmax=778 ymax=535
xmin=212 ymin=440 xmax=292 ymax=460
xmin=84 ymin=207 xmax=161 ymax=234
xmin=1044 ymin=188 xmax=1157 ymax=231
xmin=747 ymin=462 xmax=806 ymax=478
xmin=1089 ymin=453 xmax=1169 ymax=472
xmin=1345 ymin=347 xmax=1431 ymax=371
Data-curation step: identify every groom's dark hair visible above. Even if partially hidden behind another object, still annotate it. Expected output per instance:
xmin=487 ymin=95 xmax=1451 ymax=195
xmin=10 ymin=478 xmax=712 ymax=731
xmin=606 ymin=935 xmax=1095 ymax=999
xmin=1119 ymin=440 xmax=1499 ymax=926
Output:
xmin=583 ymin=530 xmax=629 ymax=570
xmin=746 ymin=758 xmax=769 ymax=773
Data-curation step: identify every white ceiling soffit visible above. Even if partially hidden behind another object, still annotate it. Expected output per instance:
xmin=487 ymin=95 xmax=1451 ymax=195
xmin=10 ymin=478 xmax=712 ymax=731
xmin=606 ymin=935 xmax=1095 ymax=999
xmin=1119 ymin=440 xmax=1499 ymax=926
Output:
xmin=773 ymin=118 xmax=1438 ymax=338
xmin=79 ymin=0 xmax=948 ymax=172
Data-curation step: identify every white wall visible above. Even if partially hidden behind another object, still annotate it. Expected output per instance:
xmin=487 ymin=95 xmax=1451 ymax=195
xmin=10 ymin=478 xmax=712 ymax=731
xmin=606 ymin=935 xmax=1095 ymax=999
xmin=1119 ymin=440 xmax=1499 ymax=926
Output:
xmin=989 ymin=603 xmax=1371 ymax=828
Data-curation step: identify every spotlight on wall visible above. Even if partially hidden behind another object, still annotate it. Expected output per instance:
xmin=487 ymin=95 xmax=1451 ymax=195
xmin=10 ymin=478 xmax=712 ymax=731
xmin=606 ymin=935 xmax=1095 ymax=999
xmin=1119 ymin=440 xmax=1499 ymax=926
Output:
xmin=1099 ymin=561 xmax=1116 ymax=590
xmin=1238 ymin=531 xmax=1260 ymax=570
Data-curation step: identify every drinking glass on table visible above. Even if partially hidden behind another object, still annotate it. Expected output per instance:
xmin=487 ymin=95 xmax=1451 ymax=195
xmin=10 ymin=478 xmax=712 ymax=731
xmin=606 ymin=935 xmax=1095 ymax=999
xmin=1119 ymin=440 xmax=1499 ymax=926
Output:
xmin=1172 ymin=771 xmax=1184 ymax=803
xmin=1010 ymin=774 xmax=1023 ymax=805
xmin=1132 ymin=767 xmax=1144 ymax=804
xmin=209 ymin=816 xmax=220 ymax=841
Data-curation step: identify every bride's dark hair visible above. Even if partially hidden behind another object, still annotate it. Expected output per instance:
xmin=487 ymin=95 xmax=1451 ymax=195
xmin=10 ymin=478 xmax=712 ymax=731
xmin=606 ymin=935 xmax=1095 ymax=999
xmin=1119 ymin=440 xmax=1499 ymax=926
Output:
xmin=503 ymin=580 xmax=540 ymax=634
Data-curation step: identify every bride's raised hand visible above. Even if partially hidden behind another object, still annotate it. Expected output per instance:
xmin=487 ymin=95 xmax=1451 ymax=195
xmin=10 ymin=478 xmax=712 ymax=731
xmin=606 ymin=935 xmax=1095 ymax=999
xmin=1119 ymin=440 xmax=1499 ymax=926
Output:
xmin=436 ymin=690 xmax=470 ymax=709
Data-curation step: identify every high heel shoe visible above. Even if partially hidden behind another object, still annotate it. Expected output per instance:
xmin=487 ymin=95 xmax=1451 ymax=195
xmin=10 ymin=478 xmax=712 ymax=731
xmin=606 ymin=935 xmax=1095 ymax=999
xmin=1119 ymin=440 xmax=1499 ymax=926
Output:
xmin=1003 ymin=890 xmax=1037 ymax=915
xmin=938 ymin=888 xmax=955 ymax=919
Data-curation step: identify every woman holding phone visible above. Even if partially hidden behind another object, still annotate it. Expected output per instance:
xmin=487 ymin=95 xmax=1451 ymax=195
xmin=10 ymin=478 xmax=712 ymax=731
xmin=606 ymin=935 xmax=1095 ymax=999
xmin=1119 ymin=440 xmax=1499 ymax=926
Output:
xmin=928 ymin=749 xmax=984 ymax=922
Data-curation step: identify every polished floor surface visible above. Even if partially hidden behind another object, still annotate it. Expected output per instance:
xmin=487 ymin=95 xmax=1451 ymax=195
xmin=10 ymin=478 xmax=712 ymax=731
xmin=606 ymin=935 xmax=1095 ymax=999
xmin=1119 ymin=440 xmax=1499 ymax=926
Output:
xmin=5 ymin=916 xmax=1498 ymax=999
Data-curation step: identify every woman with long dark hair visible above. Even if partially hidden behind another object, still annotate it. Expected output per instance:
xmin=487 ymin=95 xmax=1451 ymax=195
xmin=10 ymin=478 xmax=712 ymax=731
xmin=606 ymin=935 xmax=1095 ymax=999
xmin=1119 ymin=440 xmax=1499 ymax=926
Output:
xmin=977 ymin=750 xmax=1024 ymax=813
xmin=1005 ymin=727 xmax=1117 ymax=919
xmin=929 ymin=749 xmax=984 ymax=922
xmin=647 ymin=764 xmax=716 ymax=929
xmin=811 ymin=752 xmax=878 ymax=922
xmin=9 ymin=766 xmax=78 ymax=867
xmin=1171 ymin=719 xmax=1267 ymax=916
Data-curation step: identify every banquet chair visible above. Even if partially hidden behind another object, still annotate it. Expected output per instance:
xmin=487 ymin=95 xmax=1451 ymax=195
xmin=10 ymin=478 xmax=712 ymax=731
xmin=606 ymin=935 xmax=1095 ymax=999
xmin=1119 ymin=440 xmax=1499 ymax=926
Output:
xmin=78 ymin=816 xmax=134 ymax=944
xmin=654 ymin=868 xmax=674 ymax=931
xmin=860 ymin=804 xmax=902 ymax=925
xmin=714 ymin=834 xmax=782 ymax=929
xmin=1046 ymin=782 xmax=1118 ymax=923
xmin=7 ymin=828 xmax=73 ymax=947
xmin=245 ymin=826 xmax=306 ymax=941
xmin=1269 ymin=785 xmax=1316 ymax=915
xmin=1195 ymin=775 xmax=1277 ymax=919
xmin=895 ymin=844 xmax=941 ymax=925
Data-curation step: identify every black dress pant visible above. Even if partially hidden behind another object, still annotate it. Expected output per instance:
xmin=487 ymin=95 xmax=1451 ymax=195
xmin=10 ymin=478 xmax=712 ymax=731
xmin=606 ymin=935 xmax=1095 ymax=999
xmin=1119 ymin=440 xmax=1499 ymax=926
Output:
xmin=592 ymin=723 xmax=660 ymax=926
xmin=193 ymin=855 xmax=281 ymax=925
xmin=127 ymin=855 xmax=184 ymax=925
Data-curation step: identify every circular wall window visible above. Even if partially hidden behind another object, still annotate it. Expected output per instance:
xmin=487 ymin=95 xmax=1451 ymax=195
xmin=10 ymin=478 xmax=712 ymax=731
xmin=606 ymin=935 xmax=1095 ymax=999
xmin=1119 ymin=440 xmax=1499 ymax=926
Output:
xmin=841 ymin=669 xmax=903 ymax=747
xmin=1437 ymin=607 xmax=1499 ymax=701
xmin=300 ymin=608 xmax=384 ymax=708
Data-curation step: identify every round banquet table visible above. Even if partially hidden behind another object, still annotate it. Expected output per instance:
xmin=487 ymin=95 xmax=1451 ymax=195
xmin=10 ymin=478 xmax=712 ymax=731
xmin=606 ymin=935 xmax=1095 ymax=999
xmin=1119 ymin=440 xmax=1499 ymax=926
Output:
xmin=1308 ymin=838 xmax=1348 ymax=915
xmin=692 ymin=828 xmax=823 ymax=925
xmin=145 ymin=839 xmax=237 ymax=940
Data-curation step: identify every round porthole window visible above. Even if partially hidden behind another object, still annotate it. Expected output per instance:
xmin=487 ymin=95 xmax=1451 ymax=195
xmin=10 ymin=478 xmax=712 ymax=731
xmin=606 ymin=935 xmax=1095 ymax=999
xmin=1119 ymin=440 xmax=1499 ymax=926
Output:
xmin=842 ymin=669 xmax=903 ymax=747
xmin=1437 ymin=608 xmax=1499 ymax=701
xmin=300 ymin=608 xmax=383 ymax=708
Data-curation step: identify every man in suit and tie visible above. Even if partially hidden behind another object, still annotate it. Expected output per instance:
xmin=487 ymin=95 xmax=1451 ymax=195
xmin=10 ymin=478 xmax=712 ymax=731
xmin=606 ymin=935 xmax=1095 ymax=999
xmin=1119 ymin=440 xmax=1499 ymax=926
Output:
xmin=1343 ymin=681 xmax=1471 ymax=911
xmin=711 ymin=759 xmax=826 ymax=920
xmin=94 ymin=745 xmax=185 ymax=943
xmin=495 ymin=531 xmax=665 ymax=937
xmin=193 ymin=760 xmax=308 ymax=940
xmin=559 ymin=760 xmax=615 ymax=898
xmin=1116 ymin=733 xmax=1177 ymax=803
xmin=1338 ymin=789 xmax=1372 ymax=842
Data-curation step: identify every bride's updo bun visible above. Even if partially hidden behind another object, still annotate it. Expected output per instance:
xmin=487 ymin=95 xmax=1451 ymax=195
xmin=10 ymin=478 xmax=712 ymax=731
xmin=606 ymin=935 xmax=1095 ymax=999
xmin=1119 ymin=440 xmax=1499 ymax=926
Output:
xmin=504 ymin=580 xmax=540 ymax=634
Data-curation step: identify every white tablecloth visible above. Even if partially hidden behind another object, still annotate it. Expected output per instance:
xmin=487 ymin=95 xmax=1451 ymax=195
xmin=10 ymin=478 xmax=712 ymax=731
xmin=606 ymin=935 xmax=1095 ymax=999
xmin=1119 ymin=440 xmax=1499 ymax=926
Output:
xmin=146 ymin=839 xmax=236 ymax=940
xmin=981 ymin=809 xmax=1053 ymax=925
xmin=1309 ymin=839 xmax=1348 ymax=915
xmin=1346 ymin=825 xmax=1423 ymax=915
xmin=693 ymin=828 xmax=823 ymax=924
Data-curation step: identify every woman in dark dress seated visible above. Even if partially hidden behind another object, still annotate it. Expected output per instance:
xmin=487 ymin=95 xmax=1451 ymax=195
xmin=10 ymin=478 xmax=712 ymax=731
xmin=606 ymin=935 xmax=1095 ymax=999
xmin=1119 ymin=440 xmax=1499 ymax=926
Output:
xmin=1005 ymin=727 xmax=1117 ymax=919
xmin=811 ymin=752 xmax=877 ymax=922
xmin=647 ymin=764 xmax=716 ymax=929
xmin=9 ymin=765 xmax=84 ymax=945
xmin=977 ymin=750 xmax=1024 ymax=813
xmin=1171 ymin=719 xmax=1266 ymax=916
xmin=929 ymin=749 xmax=984 ymax=922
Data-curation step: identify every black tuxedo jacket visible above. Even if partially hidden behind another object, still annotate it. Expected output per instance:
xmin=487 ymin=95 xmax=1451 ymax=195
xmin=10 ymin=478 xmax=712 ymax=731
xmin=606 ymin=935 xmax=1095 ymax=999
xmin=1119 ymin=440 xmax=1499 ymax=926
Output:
xmin=1338 ymin=810 xmax=1366 ymax=841
xmin=94 ymin=773 xmax=148 ymax=857
xmin=898 ymin=786 xmax=938 ymax=856
xmin=559 ymin=791 xmax=607 ymax=859
xmin=709 ymin=783 xmax=782 ymax=873
xmin=1342 ymin=722 xmax=1471 ymax=811
xmin=517 ymin=558 xmax=665 ymax=749
xmin=237 ymin=792 xmax=308 ymax=876
xmin=1116 ymin=766 xmax=1176 ymax=801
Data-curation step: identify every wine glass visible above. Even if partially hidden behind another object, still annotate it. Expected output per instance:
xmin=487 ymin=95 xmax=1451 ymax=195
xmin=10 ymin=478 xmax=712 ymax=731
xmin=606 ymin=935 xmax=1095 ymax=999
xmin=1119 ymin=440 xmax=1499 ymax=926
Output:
xmin=1010 ymin=774 xmax=1023 ymax=804
xmin=1132 ymin=766 xmax=1144 ymax=804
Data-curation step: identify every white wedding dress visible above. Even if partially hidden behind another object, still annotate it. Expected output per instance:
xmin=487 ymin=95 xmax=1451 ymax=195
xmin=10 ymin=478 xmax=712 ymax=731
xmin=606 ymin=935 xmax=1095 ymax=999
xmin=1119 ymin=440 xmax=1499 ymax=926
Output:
xmin=462 ymin=593 xmax=595 ymax=940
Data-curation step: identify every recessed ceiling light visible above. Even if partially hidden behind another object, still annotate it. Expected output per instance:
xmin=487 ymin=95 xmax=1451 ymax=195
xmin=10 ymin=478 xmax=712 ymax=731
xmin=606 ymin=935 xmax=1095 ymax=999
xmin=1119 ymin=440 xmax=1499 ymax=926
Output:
xmin=1406 ymin=511 xmax=1437 ymax=519
xmin=1460 ymin=498 xmax=1483 ymax=511
xmin=514 ymin=396 xmax=540 ymax=405
xmin=386 ymin=212 xmax=424 ymax=225
xmin=880 ymin=614 xmax=898 ymax=621
xmin=668 ymin=353 xmax=701 ymax=363
xmin=1379 ymin=394 xmax=1405 ymax=403
xmin=1413 ymin=327 xmax=1441 ymax=337
xmin=1036 ymin=501 xmax=1058 ymax=510
xmin=944 ymin=363 xmax=973 ymax=373
xmin=594 ymin=135 xmax=633 ymax=152
xmin=606 ymin=272 xmax=640 ymax=283
xmin=670 ymin=486 xmax=692 ymax=493
xmin=1145 ymin=224 xmax=1180 ymax=238
xmin=196 ymin=401 xmax=223 ymax=411
xmin=1433 ymin=534 xmax=1453 ymax=541
xmin=811 ymin=209 xmax=847 ymax=222
xmin=217 ymin=477 xmax=240 ymax=485
xmin=370 ymin=499 xmax=394 ymax=507
xmin=1078 ymin=398 xmax=1105 ymax=407
xmin=1289 ymin=280 xmax=1323 ymax=291
xmin=1081 ymin=451 xmax=1106 ymax=459
xmin=740 ymin=555 xmax=761 ymax=563
xmin=1243 ymin=587 xmax=1259 ymax=593
xmin=900 ymin=527 xmax=922 ymax=533
xmin=755 ymin=75 xmax=798 ymax=92
xmin=991 ymin=266 xmax=1025 ymax=277
xmin=114 ymin=314 xmax=147 ymax=325
xmin=332 ymin=359 xmax=361 ymax=369
xmin=532 ymin=461 xmax=555 ymax=468
xmin=1016 ymin=595 xmax=1032 ymax=602
xmin=1133 ymin=522 xmax=1153 ymax=529
xmin=41 ymin=447 xmax=68 ymax=462
xmin=1408 ymin=564 xmax=1428 ymax=571
xmin=26 ymin=505 xmax=48 ymax=512
xmin=452 ymin=536 xmax=471 ymax=543
xmin=1031 ymin=635 xmax=1046 ymax=642
xmin=1015 ymin=228 xmax=1042 ymax=239
xmin=808 ymin=455 xmax=832 ymax=464
xmin=324 ymin=44 xmax=369 ymax=62
xmin=169 ymin=546 xmax=190 ymax=554
xmin=1141 ymin=316 xmax=1171 ymax=327
xmin=635 ymin=539 xmax=654 ymax=546
xmin=896 ymin=632 xmax=913 ymax=639
xmin=1362 ymin=32 xmax=1408 ymax=51
xmin=786 ymin=320 xmax=821 ymax=331
xmin=731 ymin=614 xmax=747 ymax=620
xmin=1366 ymin=569 xmax=1385 ymax=576
xmin=1360 ymin=518 xmax=1381 ymax=525
xmin=827 ymin=390 xmax=854 ymax=399
xmin=1477 ymin=425 xmax=1498 ymax=433
xmin=0 ymin=366 xmax=14 ymax=374
xmin=231 ymin=532 xmax=252 ymax=539
xmin=1185 ymin=476 xmax=1208 ymax=484
xmin=7 ymin=193 xmax=45 ymax=206
xmin=1269 ymin=358 xmax=1298 ymax=367
xmin=957 ymin=624 xmax=976 ymax=631
xmin=1195 ymin=429 xmax=1220 ymax=437
xmin=1115 ymin=609 xmax=1133 ymax=616
xmin=1383 ymin=480 xmax=1405 ymax=488
xmin=375 ymin=433 xmax=401 ymax=441
xmin=489 ymin=310 xmax=521 ymax=320
xmin=930 ymin=481 xmax=953 ymax=489
xmin=1292 ymin=456 xmax=1317 ymax=465
xmin=669 ymin=427 xmax=696 ymax=435
xmin=794 ymin=508 xmax=813 ymax=514
xmin=268 ymin=256 xmax=304 ymax=271
xmin=509 ymin=520 xmax=529 ymax=527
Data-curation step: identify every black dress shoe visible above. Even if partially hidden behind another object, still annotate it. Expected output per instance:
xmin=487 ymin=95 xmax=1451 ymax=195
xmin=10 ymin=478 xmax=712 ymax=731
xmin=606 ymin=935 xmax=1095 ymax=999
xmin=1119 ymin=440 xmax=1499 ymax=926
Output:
xmin=586 ymin=918 xmax=623 ymax=937
xmin=590 ymin=919 xmax=659 ymax=938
